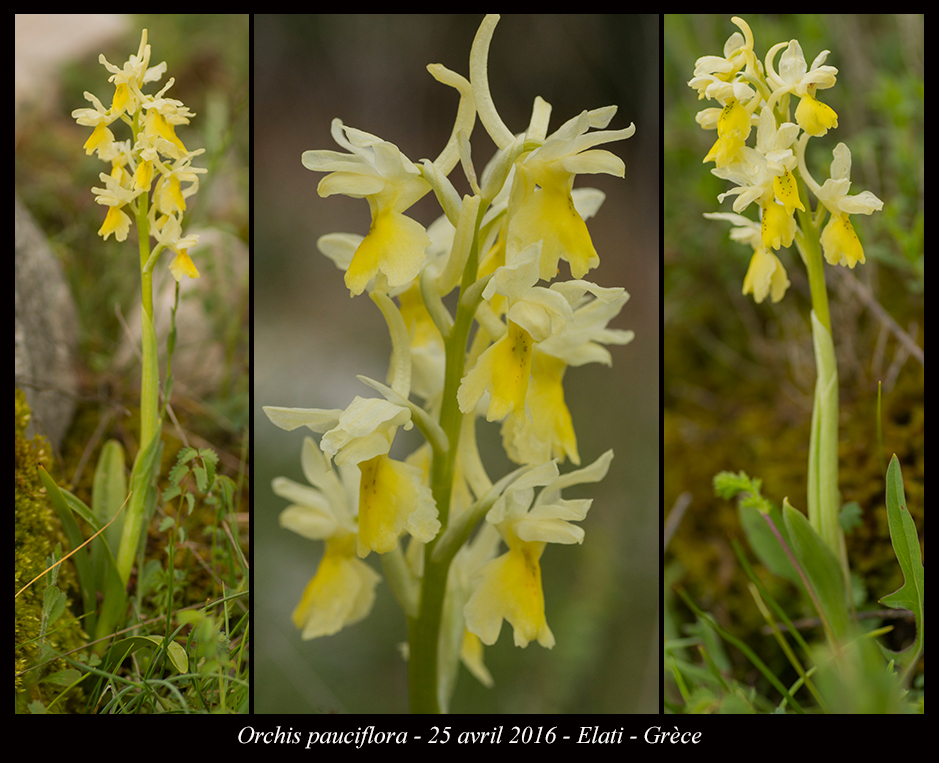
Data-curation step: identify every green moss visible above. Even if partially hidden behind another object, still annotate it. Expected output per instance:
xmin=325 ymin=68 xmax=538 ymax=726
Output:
xmin=14 ymin=389 xmax=87 ymax=713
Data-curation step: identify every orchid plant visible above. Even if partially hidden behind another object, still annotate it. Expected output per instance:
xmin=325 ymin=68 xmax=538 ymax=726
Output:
xmin=264 ymin=14 xmax=634 ymax=713
xmin=58 ymin=29 xmax=205 ymax=648
xmin=689 ymin=16 xmax=884 ymax=580
xmin=676 ymin=16 xmax=923 ymax=712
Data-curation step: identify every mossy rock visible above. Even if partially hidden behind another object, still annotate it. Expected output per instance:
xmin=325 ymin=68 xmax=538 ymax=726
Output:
xmin=15 ymin=388 xmax=88 ymax=713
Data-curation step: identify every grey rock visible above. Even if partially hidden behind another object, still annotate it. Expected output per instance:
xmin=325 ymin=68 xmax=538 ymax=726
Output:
xmin=15 ymin=196 xmax=80 ymax=451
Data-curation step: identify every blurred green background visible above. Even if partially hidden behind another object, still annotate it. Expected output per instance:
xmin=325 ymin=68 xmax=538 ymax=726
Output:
xmin=253 ymin=14 xmax=660 ymax=713
xmin=663 ymin=14 xmax=923 ymax=688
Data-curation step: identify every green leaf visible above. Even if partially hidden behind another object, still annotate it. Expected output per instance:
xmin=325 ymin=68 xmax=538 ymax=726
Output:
xmin=43 ymin=585 xmax=66 ymax=628
xmin=61 ymin=487 xmax=101 ymax=530
xmin=91 ymin=440 xmax=127 ymax=615
xmin=92 ymin=440 xmax=127 ymax=534
xmin=37 ymin=467 xmax=96 ymax=619
xmin=167 ymin=463 xmax=189 ymax=487
xmin=212 ymin=475 xmax=236 ymax=510
xmin=43 ymin=668 xmax=83 ymax=687
xmin=177 ymin=447 xmax=198 ymax=465
xmin=198 ymin=448 xmax=219 ymax=468
xmin=714 ymin=470 xmax=773 ymax=513
xmin=194 ymin=466 xmax=208 ymax=493
xmin=39 ymin=467 xmax=96 ymax=531
xmin=878 ymin=455 xmax=924 ymax=680
xmin=200 ymin=449 xmax=218 ymax=489
xmin=105 ymin=635 xmax=189 ymax=674
xmin=92 ymin=560 xmax=127 ymax=652
xmin=738 ymin=502 xmax=801 ymax=587
xmin=44 ymin=545 xmax=62 ymax=587
xmin=807 ymin=310 xmax=842 ymax=563
xmin=783 ymin=500 xmax=850 ymax=641
xmin=115 ymin=432 xmax=162 ymax=585
xmin=714 ymin=470 xmax=760 ymax=499
xmin=838 ymin=501 xmax=863 ymax=533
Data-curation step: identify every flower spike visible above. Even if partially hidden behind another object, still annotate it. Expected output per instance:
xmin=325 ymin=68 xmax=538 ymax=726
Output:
xmin=270 ymin=15 xmax=634 ymax=712
xmin=72 ymin=29 xmax=204 ymax=280
xmin=690 ymin=17 xmax=882 ymax=303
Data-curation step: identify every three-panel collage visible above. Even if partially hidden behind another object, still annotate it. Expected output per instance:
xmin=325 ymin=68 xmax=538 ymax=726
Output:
xmin=15 ymin=14 xmax=922 ymax=719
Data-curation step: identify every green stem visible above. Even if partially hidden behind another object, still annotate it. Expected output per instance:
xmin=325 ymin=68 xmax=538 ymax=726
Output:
xmin=407 ymin=200 xmax=486 ymax=713
xmin=136 ymin=194 xmax=159 ymax=450
xmin=406 ymin=557 xmax=449 ymax=713
xmin=132 ymin=109 xmax=159 ymax=450
xmin=793 ymin=174 xmax=849 ymax=583
xmin=795 ymin=215 xmax=831 ymax=334
xmin=114 ymin=107 xmax=162 ymax=586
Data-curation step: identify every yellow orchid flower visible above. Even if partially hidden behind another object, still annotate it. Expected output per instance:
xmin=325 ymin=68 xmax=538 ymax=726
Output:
xmin=810 ymin=143 xmax=883 ymax=268
xmin=272 ymin=437 xmax=381 ymax=639
xmin=765 ymin=38 xmax=839 ymax=137
xmin=464 ymin=451 xmax=612 ymax=649
xmin=302 ymin=120 xmax=431 ymax=297
xmin=508 ymin=107 xmax=634 ymax=280
xmin=264 ymin=397 xmax=440 ymax=558
xmin=705 ymin=211 xmax=791 ymax=304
